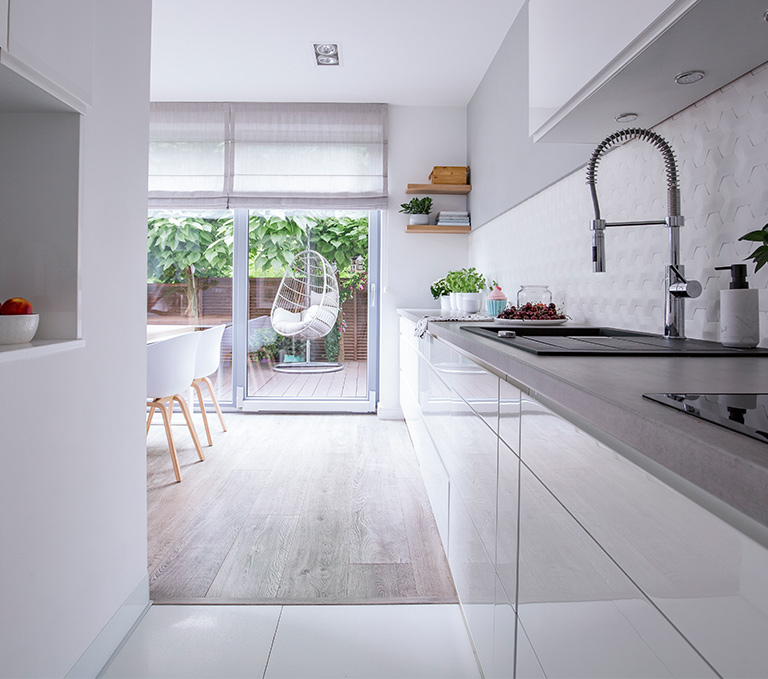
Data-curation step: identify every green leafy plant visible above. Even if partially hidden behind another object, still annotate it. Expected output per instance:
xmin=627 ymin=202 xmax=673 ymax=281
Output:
xmin=399 ymin=197 xmax=433 ymax=215
xmin=148 ymin=211 xmax=369 ymax=318
xmin=739 ymin=223 xmax=768 ymax=272
xmin=488 ymin=279 xmax=499 ymax=291
xmin=430 ymin=277 xmax=449 ymax=299
xmin=445 ymin=267 xmax=486 ymax=293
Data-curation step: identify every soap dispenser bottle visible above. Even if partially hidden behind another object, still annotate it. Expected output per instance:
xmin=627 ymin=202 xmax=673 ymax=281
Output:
xmin=715 ymin=264 xmax=760 ymax=348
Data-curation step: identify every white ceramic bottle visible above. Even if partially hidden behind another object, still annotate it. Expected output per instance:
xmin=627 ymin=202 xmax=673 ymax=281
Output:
xmin=716 ymin=264 xmax=760 ymax=348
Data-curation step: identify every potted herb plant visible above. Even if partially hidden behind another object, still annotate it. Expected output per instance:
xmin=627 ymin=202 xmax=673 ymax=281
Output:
xmin=446 ymin=267 xmax=486 ymax=313
xmin=430 ymin=277 xmax=451 ymax=311
xmin=399 ymin=197 xmax=433 ymax=225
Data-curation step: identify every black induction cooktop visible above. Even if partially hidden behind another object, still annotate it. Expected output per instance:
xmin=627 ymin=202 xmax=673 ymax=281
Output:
xmin=643 ymin=392 xmax=768 ymax=443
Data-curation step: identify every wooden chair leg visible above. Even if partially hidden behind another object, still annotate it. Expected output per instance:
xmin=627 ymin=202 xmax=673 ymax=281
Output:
xmin=157 ymin=399 xmax=182 ymax=482
xmin=174 ymin=394 xmax=205 ymax=462
xmin=202 ymin=376 xmax=227 ymax=432
xmin=192 ymin=380 xmax=213 ymax=446
xmin=146 ymin=401 xmax=158 ymax=434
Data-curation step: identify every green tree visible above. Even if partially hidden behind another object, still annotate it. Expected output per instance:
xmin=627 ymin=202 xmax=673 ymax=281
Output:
xmin=147 ymin=212 xmax=369 ymax=319
xmin=147 ymin=214 xmax=233 ymax=317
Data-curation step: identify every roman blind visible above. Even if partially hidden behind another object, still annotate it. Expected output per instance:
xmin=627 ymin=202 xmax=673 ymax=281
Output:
xmin=148 ymin=102 xmax=388 ymax=209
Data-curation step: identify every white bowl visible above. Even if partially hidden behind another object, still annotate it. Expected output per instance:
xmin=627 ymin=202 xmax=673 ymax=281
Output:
xmin=0 ymin=314 xmax=39 ymax=344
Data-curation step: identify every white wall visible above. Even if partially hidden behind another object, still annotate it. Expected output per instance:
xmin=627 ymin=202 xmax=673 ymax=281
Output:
xmin=469 ymin=63 xmax=768 ymax=343
xmin=378 ymin=106 xmax=468 ymax=418
xmin=0 ymin=2 xmax=152 ymax=676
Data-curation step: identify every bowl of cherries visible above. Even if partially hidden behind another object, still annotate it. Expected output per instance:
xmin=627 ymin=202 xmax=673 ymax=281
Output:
xmin=494 ymin=302 xmax=568 ymax=324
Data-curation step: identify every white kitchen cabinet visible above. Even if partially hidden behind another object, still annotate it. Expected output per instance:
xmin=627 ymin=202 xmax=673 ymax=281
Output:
xmin=517 ymin=463 xmax=716 ymax=678
xmin=448 ymin=479 xmax=496 ymax=674
xmin=498 ymin=377 xmax=521 ymax=453
xmin=8 ymin=0 xmax=94 ymax=106
xmin=398 ymin=323 xmax=759 ymax=677
xmin=398 ymin=317 xmax=450 ymax=546
xmin=520 ymin=394 xmax=768 ymax=678
xmin=529 ymin=0 xmax=768 ymax=143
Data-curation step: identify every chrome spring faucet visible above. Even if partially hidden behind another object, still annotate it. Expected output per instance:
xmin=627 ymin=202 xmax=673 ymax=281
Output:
xmin=586 ymin=128 xmax=701 ymax=339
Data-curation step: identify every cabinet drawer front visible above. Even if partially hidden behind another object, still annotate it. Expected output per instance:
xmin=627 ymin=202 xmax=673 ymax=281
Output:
xmin=446 ymin=391 xmax=498 ymax=562
xmin=518 ymin=465 xmax=716 ymax=678
xmin=520 ymin=394 xmax=768 ymax=678
xmin=498 ymin=378 xmax=521 ymax=454
xmin=496 ymin=441 xmax=519 ymax=612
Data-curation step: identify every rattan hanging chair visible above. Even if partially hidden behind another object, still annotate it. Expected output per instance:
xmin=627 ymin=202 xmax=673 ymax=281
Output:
xmin=270 ymin=249 xmax=342 ymax=373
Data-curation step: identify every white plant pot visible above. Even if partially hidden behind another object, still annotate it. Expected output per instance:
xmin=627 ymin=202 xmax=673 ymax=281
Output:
xmin=439 ymin=295 xmax=451 ymax=312
xmin=459 ymin=292 xmax=483 ymax=314
xmin=449 ymin=292 xmax=459 ymax=311
xmin=408 ymin=214 xmax=429 ymax=225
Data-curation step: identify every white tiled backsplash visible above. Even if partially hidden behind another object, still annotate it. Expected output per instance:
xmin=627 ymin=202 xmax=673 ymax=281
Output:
xmin=469 ymin=63 xmax=768 ymax=344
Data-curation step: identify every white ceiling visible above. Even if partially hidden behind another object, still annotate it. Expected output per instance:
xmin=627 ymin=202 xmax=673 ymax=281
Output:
xmin=150 ymin=0 xmax=525 ymax=106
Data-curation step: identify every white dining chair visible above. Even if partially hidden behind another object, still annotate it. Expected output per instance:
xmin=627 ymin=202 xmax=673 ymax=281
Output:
xmin=147 ymin=332 xmax=205 ymax=482
xmin=192 ymin=324 xmax=227 ymax=446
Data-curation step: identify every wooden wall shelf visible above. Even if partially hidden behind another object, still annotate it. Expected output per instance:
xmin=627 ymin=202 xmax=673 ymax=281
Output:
xmin=405 ymin=224 xmax=470 ymax=234
xmin=406 ymin=183 xmax=471 ymax=195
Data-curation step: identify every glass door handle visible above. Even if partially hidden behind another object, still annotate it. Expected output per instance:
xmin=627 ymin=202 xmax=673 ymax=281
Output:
xmin=370 ymin=282 xmax=376 ymax=308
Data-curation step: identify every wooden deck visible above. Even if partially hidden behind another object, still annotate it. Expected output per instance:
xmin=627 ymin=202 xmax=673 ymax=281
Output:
xmin=247 ymin=359 xmax=369 ymax=399
xmin=146 ymin=413 xmax=456 ymax=604
xmin=207 ymin=359 xmax=369 ymax=402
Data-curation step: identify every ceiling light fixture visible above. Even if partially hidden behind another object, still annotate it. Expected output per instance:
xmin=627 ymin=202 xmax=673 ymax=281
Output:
xmin=615 ymin=112 xmax=638 ymax=123
xmin=314 ymin=43 xmax=340 ymax=66
xmin=675 ymin=70 xmax=705 ymax=85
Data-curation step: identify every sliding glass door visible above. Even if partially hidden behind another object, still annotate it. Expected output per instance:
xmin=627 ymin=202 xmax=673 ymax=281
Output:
xmin=239 ymin=209 xmax=378 ymax=412
xmin=147 ymin=208 xmax=379 ymax=413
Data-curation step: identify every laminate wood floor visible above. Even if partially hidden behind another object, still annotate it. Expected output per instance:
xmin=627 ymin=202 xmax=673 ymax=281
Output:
xmin=147 ymin=412 xmax=457 ymax=604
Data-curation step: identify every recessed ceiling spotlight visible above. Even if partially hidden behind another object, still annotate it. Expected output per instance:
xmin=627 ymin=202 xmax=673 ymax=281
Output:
xmin=615 ymin=112 xmax=638 ymax=123
xmin=675 ymin=70 xmax=705 ymax=85
xmin=313 ymin=43 xmax=340 ymax=66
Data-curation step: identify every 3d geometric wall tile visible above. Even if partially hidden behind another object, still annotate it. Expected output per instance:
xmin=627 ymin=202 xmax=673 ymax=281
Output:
xmin=470 ymin=63 xmax=768 ymax=344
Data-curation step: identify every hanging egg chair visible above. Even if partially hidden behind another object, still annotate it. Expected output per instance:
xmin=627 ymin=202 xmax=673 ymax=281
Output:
xmin=270 ymin=249 xmax=343 ymax=373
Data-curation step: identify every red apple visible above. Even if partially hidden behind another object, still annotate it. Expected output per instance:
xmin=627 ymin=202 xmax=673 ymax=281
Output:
xmin=0 ymin=297 xmax=33 ymax=315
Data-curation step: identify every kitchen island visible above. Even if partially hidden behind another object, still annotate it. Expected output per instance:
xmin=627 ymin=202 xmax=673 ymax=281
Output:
xmin=399 ymin=308 xmax=768 ymax=679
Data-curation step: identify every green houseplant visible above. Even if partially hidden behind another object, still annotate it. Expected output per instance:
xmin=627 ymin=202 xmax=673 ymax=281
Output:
xmin=399 ymin=197 xmax=433 ymax=225
xmin=739 ymin=223 xmax=768 ymax=272
xmin=445 ymin=267 xmax=486 ymax=313
xmin=430 ymin=277 xmax=451 ymax=311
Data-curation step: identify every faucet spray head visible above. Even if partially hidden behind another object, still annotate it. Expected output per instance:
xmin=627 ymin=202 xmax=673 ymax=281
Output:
xmin=591 ymin=219 xmax=606 ymax=272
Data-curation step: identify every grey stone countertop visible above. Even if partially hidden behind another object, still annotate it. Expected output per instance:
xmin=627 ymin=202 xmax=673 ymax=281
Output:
xmin=399 ymin=309 xmax=768 ymax=542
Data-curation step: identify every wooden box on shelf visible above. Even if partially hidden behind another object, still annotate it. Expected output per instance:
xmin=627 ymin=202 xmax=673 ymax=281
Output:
xmin=429 ymin=166 xmax=468 ymax=184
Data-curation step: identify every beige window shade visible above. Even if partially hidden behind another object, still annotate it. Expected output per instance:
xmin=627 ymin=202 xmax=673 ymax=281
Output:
xmin=149 ymin=102 xmax=388 ymax=209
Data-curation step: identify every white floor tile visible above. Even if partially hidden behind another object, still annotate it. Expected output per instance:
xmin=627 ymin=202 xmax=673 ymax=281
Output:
xmin=264 ymin=604 xmax=480 ymax=679
xmin=101 ymin=605 xmax=281 ymax=679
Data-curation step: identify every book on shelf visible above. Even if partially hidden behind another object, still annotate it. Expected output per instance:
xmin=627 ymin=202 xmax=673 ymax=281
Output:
xmin=436 ymin=210 xmax=470 ymax=226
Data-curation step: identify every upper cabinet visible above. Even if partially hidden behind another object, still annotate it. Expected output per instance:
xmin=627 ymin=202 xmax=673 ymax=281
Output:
xmin=7 ymin=0 xmax=94 ymax=108
xmin=530 ymin=0 xmax=768 ymax=143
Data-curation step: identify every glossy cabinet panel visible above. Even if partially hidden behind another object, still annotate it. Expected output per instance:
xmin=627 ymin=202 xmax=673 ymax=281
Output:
xmin=496 ymin=440 xmax=519 ymax=614
xmin=498 ymin=378 xmax=521 ymax=454
xmin=517 ymin=464 xmax=716 ymax=678
xmin=428 ymin=332 xmax=499 ymax=432
xmin=445 ymin=391 xmax=498 ymax=561
xmin=448 ymin=485 xmax=496 ymax=673
xmin=520 ymin=394 xmax=768 ymax=678
xmin=398 ymin=326 xmax=761 ymax=678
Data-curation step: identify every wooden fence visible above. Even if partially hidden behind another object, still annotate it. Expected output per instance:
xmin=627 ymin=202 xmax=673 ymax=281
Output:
xmin=147 ymin=277 xmax=368 ymax=361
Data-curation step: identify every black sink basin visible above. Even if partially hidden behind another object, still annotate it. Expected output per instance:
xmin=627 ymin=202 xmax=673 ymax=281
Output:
xmin=462 ymin=324 xmax=768 ymax=356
